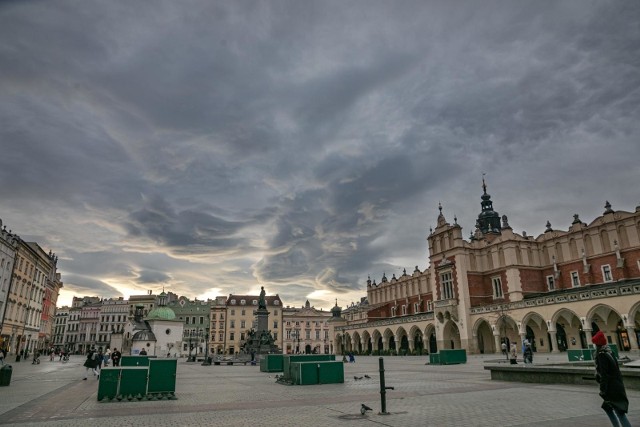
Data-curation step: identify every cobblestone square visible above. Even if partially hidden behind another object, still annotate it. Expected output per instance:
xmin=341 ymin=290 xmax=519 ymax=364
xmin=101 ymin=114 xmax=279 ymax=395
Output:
xmin=1 ymin=353 xmax=639 ymax=426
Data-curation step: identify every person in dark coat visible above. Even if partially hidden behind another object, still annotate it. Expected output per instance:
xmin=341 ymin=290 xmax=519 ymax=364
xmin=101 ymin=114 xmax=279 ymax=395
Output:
xmin=111 ymin=348 xmax=121 ymax=367
xmin=523 ymin=340 xmax=533 ymax=364
xmin=592 ymin=331 xmax=630 ymax=427
xmin=82 ymin=348 xmax=99 ymax=380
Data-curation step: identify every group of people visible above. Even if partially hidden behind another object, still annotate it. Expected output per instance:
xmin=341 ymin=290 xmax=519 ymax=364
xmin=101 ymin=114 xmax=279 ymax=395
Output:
xmin=82 ymin=347 xmax=121 ymax=380
xmin=502 ymin=340 xmax=533 ymax=365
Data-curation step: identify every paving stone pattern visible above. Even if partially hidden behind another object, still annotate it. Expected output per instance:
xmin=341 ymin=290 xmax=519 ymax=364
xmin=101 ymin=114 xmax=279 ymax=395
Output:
xmin=0 ymin=353 xmax=638 ymax=426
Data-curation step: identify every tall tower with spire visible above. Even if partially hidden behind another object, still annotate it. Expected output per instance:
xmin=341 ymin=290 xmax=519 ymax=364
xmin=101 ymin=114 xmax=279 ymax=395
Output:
xmin=476 ymin=177 xmax=501 ymax=235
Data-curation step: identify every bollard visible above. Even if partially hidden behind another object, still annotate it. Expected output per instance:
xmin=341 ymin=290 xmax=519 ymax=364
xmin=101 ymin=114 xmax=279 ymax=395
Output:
xmin=378 ymin=357 xmax=394 ymax=414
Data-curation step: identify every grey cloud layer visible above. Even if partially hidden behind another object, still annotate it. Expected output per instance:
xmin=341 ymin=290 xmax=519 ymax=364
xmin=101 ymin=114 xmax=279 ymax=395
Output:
xmin=1 ymin=1 xmax=639 ymax=307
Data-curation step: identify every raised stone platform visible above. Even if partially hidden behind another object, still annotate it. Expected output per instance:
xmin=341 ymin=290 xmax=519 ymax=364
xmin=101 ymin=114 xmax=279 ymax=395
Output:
xmin=484 ymin=362 xmax=640 ymax=390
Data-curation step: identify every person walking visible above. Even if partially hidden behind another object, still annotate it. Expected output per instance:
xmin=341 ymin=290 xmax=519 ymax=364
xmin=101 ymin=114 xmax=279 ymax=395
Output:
xmin=82 ymin=349 xmax=99 ymax=380
xmin=0 ymin=348 xmax=5 ymax=365
xmin=111 ymin=348 xmax=121 ymax=367
xmin=509 ymin=343 xmax=518 ymax=365
xmin=104 ymin=348 xmax=111 ymax=366
xmin=501 ymin=342 xmax=507 ymax=360
xmin=523 ymin=340 xmax=533 ymax=364
xmin=592 ymin=331 xmax=630 ymax=427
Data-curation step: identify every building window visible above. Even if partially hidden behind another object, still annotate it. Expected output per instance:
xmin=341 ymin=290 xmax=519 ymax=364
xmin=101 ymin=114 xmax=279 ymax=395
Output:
xmin=230 ymin=320 xmax=235 ymax=329
xmin=241 ymin=309 xmax=245 ymax=316
xmin=440 ymin=272 xmax=454 ymax=300
xmin=219 ymin=332 xmax=224 ymax=341
xmin=602 ymin=265 xmax=613 ymax=282
xmin=286 ymin=330 xmax=291 ymax=339
xmin=199 ymin=316 xmax=204 ymax=324
xmin=305 ymin=330 xmax=310 ymax=339
xmin=252 ymin=300 xmax=258 ymax=305
xmin=546 ymin=275 xmax=555 ymax=291
xmin=230 ymin=332 xmax=235 ymax=340
xmin=273 ymin=332 xmax=278 ymax=340
xmin=492 ymin=277 xmax=503 ymax=299
xmin=570 ymin=271 xmax=580 ymax=287
xmin=273 ymin=321 xmax=279 ymax=329
xmin=230 ymin=299 xmax=236 ymax=305
xmin=401 ymin=305 xmax=407 ymax=315
xmin=230 ymin=309 xmax=235 ymax=315
xmin=241 ymin=320 xmax=246 ymax=329
xmin=240 ymin=299 xmax=246 ymax=305
xmin=315 ymin=330 xmax=320 ymax=339
xmin=391 ymin=306 xmax=397 ymax=317
xmin=414 ymin=303 xmax=420 ymax=313
xmin=427 ymin=300 xmax=433 ymax=311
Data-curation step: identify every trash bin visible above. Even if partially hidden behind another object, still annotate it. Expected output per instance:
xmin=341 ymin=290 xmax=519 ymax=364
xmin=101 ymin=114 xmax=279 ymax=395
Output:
xmin=0 ymin=365 xmax=13 ymax=386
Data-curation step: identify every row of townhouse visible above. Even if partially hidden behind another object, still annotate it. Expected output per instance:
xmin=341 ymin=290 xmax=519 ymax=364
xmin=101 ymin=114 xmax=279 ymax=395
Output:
xmin=51 ymin=289 xmax=342 ymax=357
xmin=0 ymin=217 xmax=63 ymax=356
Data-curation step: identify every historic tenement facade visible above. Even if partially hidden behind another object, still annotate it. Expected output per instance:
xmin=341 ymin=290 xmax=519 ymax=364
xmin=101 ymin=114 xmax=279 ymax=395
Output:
xmin=337 ymin=184 xmax=640 ymax=357
xmin=282 ymin=300 xmax=332 ymax=354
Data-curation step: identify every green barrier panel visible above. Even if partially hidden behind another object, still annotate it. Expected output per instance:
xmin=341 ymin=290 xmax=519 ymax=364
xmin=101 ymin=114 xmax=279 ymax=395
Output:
xmin=318 ymin=361 xmax=344 ymax=384
xmin=119 ymin=367 xmax=148 ymax=399
xmin=148 ymin=359 xmax=177 ymax=396
xmin=97 ymin=367 xmax=120 ymax=401
xmin=290 ymin=362 xmax=319 ymax=385
xmin=439 ymin=349 xmax=467 ymax=365
xmin=282 ymin=354 xmax=335 ymax=380
xmin=568 ymin=349 xmax=593 ymax=361
xmin=260 ymin=354 xmax=284 ymax=372
xmin=429 ymin=353 xmax=440 ymax=364
xmin=121 ymin=355 xmax=150 ymax=367
xmin=0 ymin=365 xmax=13 ymax=386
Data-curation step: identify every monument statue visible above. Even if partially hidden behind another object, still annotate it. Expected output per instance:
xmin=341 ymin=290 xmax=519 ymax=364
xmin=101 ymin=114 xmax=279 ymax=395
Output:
xmin=258 ymin=286 xmax=267 ymax=309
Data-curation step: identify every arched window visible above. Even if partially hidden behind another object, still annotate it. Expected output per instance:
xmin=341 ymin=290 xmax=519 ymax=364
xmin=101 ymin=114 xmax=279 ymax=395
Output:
xmin=617 ymin=225 xmax=629 ymax=248
xmin=569 ymin=238 xmax=578 ymax=259
xmin=600 ymin=230 xmax=611 ymax=253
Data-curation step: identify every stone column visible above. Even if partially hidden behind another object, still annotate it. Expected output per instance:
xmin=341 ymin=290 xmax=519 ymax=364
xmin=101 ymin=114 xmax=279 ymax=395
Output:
xmin=626 ymin=327 xmax=639 ymax=350
xmin=381 ymin=338 xmax=388 ymax=351
xmin=549 ymin=331 xmax=559 ymax=353
xmin=408 ymin=338 xmax=415 ymax=353
xmin=494 ymin=335 xmax=502 ymax=355
xmin=584 ymin=329 xmax=593 ymax=347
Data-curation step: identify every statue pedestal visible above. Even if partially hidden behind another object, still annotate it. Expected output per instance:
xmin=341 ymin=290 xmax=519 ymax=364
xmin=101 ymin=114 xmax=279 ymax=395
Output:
xmin=255 ymin=308 xmax=269 ymax=333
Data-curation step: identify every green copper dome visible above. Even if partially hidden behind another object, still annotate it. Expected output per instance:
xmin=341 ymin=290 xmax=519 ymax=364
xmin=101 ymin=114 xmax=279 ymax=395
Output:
xmin=147 ymin=306 xmax=176 ymax=320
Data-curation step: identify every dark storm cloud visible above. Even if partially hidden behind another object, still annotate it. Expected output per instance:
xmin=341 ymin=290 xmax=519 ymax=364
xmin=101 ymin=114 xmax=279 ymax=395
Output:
xmin=1 ymin=1 xmax=639 ymax=308
xmin=123 ymin=194 xmax=250 ymax=254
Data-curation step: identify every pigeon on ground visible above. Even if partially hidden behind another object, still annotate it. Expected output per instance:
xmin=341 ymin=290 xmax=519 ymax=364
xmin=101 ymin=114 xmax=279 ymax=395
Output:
xmin=364 ymin=374 xmax=371 ymax=379
xmin=354 ymin=376 xmax=363 ymax=380
xmin=361 ymin=403 xmax=373 ymax=415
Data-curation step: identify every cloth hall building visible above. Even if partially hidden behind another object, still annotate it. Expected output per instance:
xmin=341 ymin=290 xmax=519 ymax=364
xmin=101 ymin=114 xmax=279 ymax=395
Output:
xmin=336 ymin=184 xmax=640 ymax=357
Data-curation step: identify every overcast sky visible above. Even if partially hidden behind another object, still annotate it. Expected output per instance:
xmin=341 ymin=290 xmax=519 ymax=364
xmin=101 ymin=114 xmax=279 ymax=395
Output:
xmin=1 ymin=1 xmax=639 ymax=310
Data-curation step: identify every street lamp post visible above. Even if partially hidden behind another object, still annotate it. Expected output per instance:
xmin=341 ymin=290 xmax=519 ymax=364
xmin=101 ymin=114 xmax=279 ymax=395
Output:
xmin=187 ymin=331 xmax=195 ymax=362
xmin=201 ymin=328 xmax=211 ymax=366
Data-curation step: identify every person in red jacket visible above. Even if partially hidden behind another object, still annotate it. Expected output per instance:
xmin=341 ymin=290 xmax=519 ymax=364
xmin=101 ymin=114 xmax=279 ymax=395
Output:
xmin=592 ymin=331 xmax=630 ymax=427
